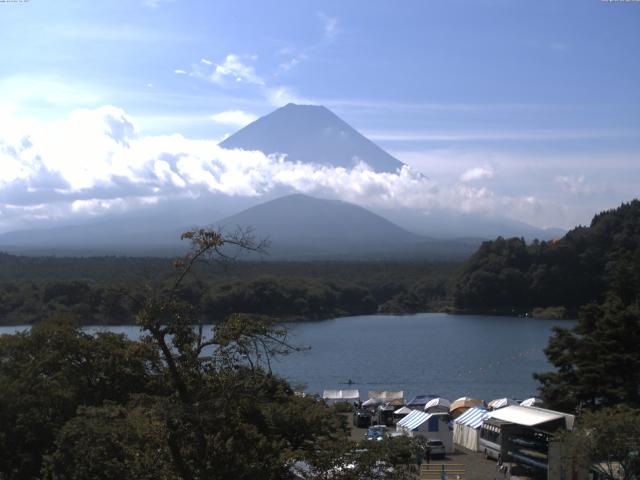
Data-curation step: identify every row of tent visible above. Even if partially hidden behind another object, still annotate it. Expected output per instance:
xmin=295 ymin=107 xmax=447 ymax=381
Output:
xmin=395 ymin=403 xmax=574 ymax=455
xmin=321 ymin=389 xmax=545 ymax=417
xmin=321 ymin=390 xmax=405 ymax=406
xmin=453 ymin=404 xmax=575 ymax=452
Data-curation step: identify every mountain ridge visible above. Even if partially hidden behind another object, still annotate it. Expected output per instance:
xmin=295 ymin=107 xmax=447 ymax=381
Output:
xmin=0 ymin=194 xmax=480 ymax=260
xmin=214 ymin=193 xmax=479 ymax=260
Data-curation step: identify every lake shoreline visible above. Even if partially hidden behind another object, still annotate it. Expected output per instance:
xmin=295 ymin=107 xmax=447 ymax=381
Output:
xmin=0 ymin=306 xmax=578 ymax=328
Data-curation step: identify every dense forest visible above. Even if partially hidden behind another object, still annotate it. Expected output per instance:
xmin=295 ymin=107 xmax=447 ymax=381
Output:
xmin=0 ymin=254 xmax=455 ymax=325
xmin=2 ymin=200 xmax=639 ymax=325
xmin=452 ymin=200 xmax=640 ymax=316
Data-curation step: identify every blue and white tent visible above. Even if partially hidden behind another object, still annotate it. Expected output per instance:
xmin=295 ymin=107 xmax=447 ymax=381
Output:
xmin=397 ymin=410 xmax=431 ymax=432
xmin=452 ymin=407 xmax=489 ymax=451
xmin=406 ymin=394 xmax=438 ymax=409
xmin=396 ymin=410 xmax=454 ymax=453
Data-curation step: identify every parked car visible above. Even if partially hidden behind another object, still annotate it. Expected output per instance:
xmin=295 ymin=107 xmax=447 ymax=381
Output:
xmin=425 ymin=439 xmax=446 ymax=459
xmin=366 ymin=425 xmax=388 ymax=441
xmin=353 ymin=409 xmax=372 ymax=428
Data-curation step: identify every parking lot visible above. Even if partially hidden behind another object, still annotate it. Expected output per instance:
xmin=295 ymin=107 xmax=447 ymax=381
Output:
xmin=348 ymin=416 xmax=509 ymax=480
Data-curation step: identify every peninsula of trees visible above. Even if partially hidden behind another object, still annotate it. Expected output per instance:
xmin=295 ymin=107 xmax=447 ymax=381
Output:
xmin=451 ymin=199 xmax=640 ymax=316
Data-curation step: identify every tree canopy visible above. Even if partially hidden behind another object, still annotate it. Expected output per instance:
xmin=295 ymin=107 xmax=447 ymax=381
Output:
xmin=534 ymin=299 xmax=640 ymax=412
xmin=0 ymin=228 xmax=421 ymax=480
xmin=556 ymin=406 xmax=640 ymax=480
xmin=0 ymin=254 xmax=454 ymax=326
xmin=452 ymin=199 xmax=640 ymax=313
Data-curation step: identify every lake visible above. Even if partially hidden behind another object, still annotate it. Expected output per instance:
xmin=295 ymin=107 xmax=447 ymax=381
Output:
xmin=0 ymin=313 xmax=573 ymax=402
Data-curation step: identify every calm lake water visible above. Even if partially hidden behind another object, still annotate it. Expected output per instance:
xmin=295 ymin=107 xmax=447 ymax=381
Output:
xmin=0 ymin=313 xmax=574 ymax=402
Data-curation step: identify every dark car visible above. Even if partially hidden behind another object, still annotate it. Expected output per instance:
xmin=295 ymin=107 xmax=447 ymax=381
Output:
xmin=353 ymin=409 xmax=372 ymax=428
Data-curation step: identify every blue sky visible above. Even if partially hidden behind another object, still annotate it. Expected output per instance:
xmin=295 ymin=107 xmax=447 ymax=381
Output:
xmin=1 ymin=0 xmax=639 ymax=232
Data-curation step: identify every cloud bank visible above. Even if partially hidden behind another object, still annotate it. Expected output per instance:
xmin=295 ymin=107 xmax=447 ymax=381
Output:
xmin=0 ymin=105 xmax=563 ymax=233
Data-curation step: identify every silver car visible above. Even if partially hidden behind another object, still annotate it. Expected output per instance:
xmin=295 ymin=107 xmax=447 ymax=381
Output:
xmin=425 ymin=439 xmax=446 ymax=458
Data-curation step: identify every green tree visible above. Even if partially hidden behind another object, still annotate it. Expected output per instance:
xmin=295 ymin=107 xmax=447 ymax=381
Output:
xmin=534 ymin=298 xmax=640 ymax=412
xmin=299 ymin=435 xmax=420 ymax=480
xmin=108 ymin=229 xmax=358 ymax=480
xmin=556 ymin=406 xmax=640 ymax=480
xmin=42 ymin=402 xmax=174 ymax=480
xmin=0 ymin=316 xmax=159 ymax=480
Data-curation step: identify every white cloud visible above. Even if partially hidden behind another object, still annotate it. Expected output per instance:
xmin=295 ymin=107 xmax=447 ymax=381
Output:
xmin=555 ymin=174 xmax=594 ymax=196
xmin=278 ymin=54 xmax=307 ymax=72
xmin=318 ymin=12 xmax=339 ymax=41
xmin=266 ymin=86 xmax=308 ymax=107
xmin=1 ymin=105 xmax=626 ymax=232
xmin=174 ymin=51 xmax=312 ymax=109
xmin=210 ymin=54 xmax=264 ymax=86
xmin=460 ymin=166 xmax=494 ymax=182
xmin=210 ymin=110 xmax=258 ymax=128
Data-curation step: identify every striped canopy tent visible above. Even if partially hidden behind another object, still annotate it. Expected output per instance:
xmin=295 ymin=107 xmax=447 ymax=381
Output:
xmin=450 ymin=396 xmax=485 ymax=417
xmin=397 ymin=410 xmax=454 ymax=453
xmin=452 ymin=407 xmax=489 ymax=452
xmin=488 ymin=397 xmax=518 ymax=410
xmin=520 ymin=397 xmax=545 ymax=408
xmin=396 ymin=410 xmax=432 ymax=435
xmin=424 ymin=397 xmax=451 ymax=413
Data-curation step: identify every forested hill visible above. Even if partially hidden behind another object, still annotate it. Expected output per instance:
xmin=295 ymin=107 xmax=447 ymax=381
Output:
xmin=451 ymin=199 xmax=640 ymax=315
xmin=0 ymin=255 xmax=456 ymax=326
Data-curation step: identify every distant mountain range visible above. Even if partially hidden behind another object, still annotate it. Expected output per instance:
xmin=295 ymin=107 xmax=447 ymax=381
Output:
xmin=220 ymin=103 xmax=404 ymax=173
xmin=371 ymin=207 xmax=566 ymax=241
xmin=0 ymin=103 xmax=565 ymax=258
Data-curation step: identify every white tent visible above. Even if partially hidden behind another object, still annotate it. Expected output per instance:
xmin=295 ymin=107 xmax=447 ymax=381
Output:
xmin=488 ymin=397 xmax=517 ymax=410
xmin=424 ymin=397 xmax=451 ymax=413
xmin=396 ymin=411 xmax=453 ymax=453
xmin=520 ymin=397 xmax=544 ymax=408
xmin=488 ymin=405 xmax=575 ymax=431
xmin=368 ymin=391 xmax=404 ymax=406
xmin=394 ymin=406 xmax=413 ymax=415
xmin=452 ymin=407 xmax=488 ymax=452
xmin=322 ymin=389 xmax=360 ymax=404
xmin=362 ymin=398 xmax=380 ymax=408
